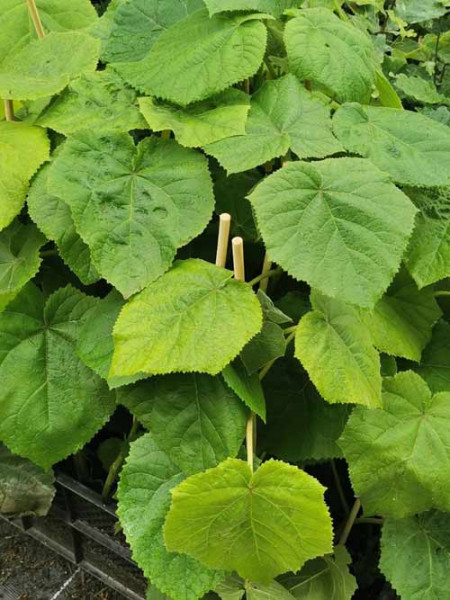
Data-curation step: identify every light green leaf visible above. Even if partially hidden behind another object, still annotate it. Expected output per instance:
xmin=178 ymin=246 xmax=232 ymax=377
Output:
xmin=222 ymin=358 xmax=266 ymax=420
xmin=139 ymin=89 xmax=250 ymax=147
xmin=360 ymin=270 xmax=441 ymax=362
xmin=279 ymin=547 xmax=357 ymax=600
xmin=204 ymin=74 xmax=342 ymax=173
xmin=248 ymin=158 xmax=417 ymax=308
xmin=260 ymin=357 xmax=351 ymax=462
xmin=113 ymin=9 xmax=267 ymax=106
xmin=0 ymin=0 xmax=98 ymax=63
xmin=117 ymin=373 xmax=248 ymax=475
xmin=35 ymin=68 xmax=146 ymax=134
xmin=257 ymin=290 xmax=292 ymax=325
xmin=395 ymin=73 xmax=450 ymax=105
xmin=284 ymin=8 xmax=377 ymax=103
xmin=375 ymin=71 xmax=403 ymax=109
xmin=0 ymin=284 xmax=115 ymax=469
xmin=0 ymin=31 xmax=100 ymax=100
xmin=0 ymin=220 xmax=45 ymax=311
xmin=117 ymin=433 xmax=224 ymax=600
xmin=0 ymin=443 xmax=55 ymax=518
xmin=165 ymin=458 xmax=333 ymax=582
xmin=339 ymin=370 xmax=450 ymax=518
xmin=205 ymin=0 xmax=297 ymax=17
xmin=0 ymin=120 xmax=50 ymax=231
xmin=111 ymin=259 xmax=263 ymax=377
xmin=48 ymin=134 xmax=214 ymax=297
xmin=295 ymin=291 xmax=381 ymax=408
xmin=393 ymin=0 xmax=449 ymax=24
xmin=102 ymin=0 xmax=203 ymax=63
xmin=333 ymin=103 xmax=450 ymax=187
xmin=380 ymin=512 xmax=450 ymax=600
xmin=404 ymin=187 xmax=450 ymax=288
xmin=215 ymin=576 xmax=245 ymax=600
xmin=241 ymin=321 xmax=286 ymax=374
xmin=247 ymin=581 xmax=296 ymax=600
xmin=77 ymin=291 xmax=141 ymax=389
xmin=416 ymin=321 xmax=450 ymax=393
xmin=27 ymin=162 xmax=100 ymax=286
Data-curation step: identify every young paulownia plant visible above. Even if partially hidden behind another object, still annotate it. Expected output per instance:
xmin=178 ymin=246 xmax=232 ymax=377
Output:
xmin=2 ymin=0 xmax=450 ymax=599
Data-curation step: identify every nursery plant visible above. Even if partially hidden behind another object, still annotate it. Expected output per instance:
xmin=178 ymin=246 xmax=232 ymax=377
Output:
xmin=2 ymin=0 xmax=450 ymax=599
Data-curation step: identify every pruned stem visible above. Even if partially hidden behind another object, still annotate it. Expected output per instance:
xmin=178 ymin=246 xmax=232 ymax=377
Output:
xmin=338 ymin=498 xmax=361 ymax=546
xmin=4 ymin=100 xmax=14 ymax=121
xmin=26 ymin=0 xmax=45 ymax=39
xmin=215 ymin=213 xmax=231 ymax=268
xmin=259 ymin=252 xmax=272 ymax=292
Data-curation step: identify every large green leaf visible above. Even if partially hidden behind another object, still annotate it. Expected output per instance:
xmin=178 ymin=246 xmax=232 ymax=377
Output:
xmin=204 ymin=0 xmax=297 ymax=16
xmin=165 ymin=458 xmax=333 ymax=582
xmin=296 ymin=291 xmax=382 ymax=408
xmin=0 ymin=443 xmax=55 ymax=518
xmin=47 ymin=134 xmax=214 ymax=297
xmin=139 ymin=89 xmax=250 ymax=147
xmin=27 ymin=162 xmax=100 ymax=286
xmin=113 ymin=9 xmax=267 ymax=106
xmin=405 ymin=187 xmax=450 ymax=288
xmin=216 ymin=577 xmax=297 ymax=600
xmin=0 ymin=220 xmax=45 ymax=311
xmin=117 ymin=433 xmax=224 ymax=600
xmin=36 ymin=68 xmax=146 ymax=134
xmin=0 ymin=284 xmax=115 ymax=469
xmin=222 ymin=358 xmax=266 ymax=420
xmin=248 ymin=158 xmax=416 ymax=308
xmin=279 ymin=547 xmax=357 ymax=600
xmin=241 ymin=321 xmax=286 ymax=374
xmin=0 ymin=32 xmax=100 ymax=100
xmin=102 ymin=0 xmax=203 ymax=63
xmin=360 ymin=270 xmax=441 ymax=362
xmin=0 ymin=120 xmax=50 ymax=231
xmin=394 ymin=73 xmax=450 ymax=106
xmin=393 ymin=0 xmax=449 ymax=23
xmin=0 ymin=0 xmax=98 ymax=63
xmin=204 ymin=74 xmax=342 ymax=173
xmin=380 ymin=512 xmax=450 ymax=600
xmin=117 ymin=373 xmax=247 ymax=475
xmin=259 ymin=357 xmax=351 ymax=462
xmin=339 ymin=371 xmax=450 ymax=518
xmin=111 ymin=259 xmax=263 ymax=377
xmin=416 ymin=321 xmax=450 ymax=393
xmin=333 ymin=103 xmax=450 ymax=187
xmin=284 ymin=8 xmax=377 ymax=103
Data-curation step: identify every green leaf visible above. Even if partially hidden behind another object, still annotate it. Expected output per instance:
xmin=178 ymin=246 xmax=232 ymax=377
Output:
xmin=404 ymin=187 xmax=450 ymax=288
xmin=117 ymin=433 xmax=224 ymax=600
xmin=241 ymin=321 xmax=286 ymax=374
xmin=48 ymin=134 xmax=214 ymax=297
xmin=333 ymin=103 xmax=450 ymax=187
xmin=102 ymin=0 xmax=203 ymax=63
xmin=0 ymin=284 xmax=115 ymax=469
xmin=360 ymin=270 xmax=441 ymax=362
xmin=394 ymin=73 xmax=450 ymax=105
xmin=375 ymin=71 xmax=403 ymax=109
xmin=111 ymin=259 xmax=263 ymax=377
xmin=257 ymin=290 xmax=292 ymax=325
xmin=204 ymin=0 xmax=297 ymax=17
xmin=204 ymin=74 xmax=342 ymax=173
xmin=259 ymin=356 xmax=351 ymax=462
xmin=279 ymin=547 xmax=358 ymax=600
xmin=113 ymin=9 xmax=267 ymax=106
xmin=0 ymin=0 xmax=98 ymax=63
xmin=0 ymin=32 xmax=100 ymax=100
xmin=295 ymin=291 xmax=381 ymax=408
xmin=380 ymin=512 xmax=450 ymax=600
xmin=0 ymin=120 xmax=50 ymax=231
xmin=165 ymin=458 xmax=333 ymax=582
xmin=393 ymin=0 xmax=449 ymax=24
xmin=339 ymin=370 xmax=450 ymax=518
xmin=0 ymin=443 xmax=55 ymax=518
xmin=0 ymin=220 xmax=45 ymax=311
xmin=215 ymin=576 xmax=245 ymax=600
xmin=416 ymin=321 xmax=450 ymax=393
xmin=247 ymin=581 xmax=296 ymax=600
xmin=77 ymin=291 xmax=140 ymax=389
xmin=27 ymin=162 xmax=100 ymax=286
xmin=284 ymin=8 xmax=377 ymax=103
xmin=139 ymin=89 xmax=250 ymax=147
xmin=248 ymin=158 xmax=417 ymax=308
xmin=222 ymin=358 xmax=266 ymax=420
xmin=117 ymin=373 xmax=248 ymax=475
xmin=35 ymin=68 xmax=146 ymax=135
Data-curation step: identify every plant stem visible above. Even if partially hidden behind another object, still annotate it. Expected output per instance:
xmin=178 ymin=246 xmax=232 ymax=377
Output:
xmin=435 ymin=290 xmax=450 ymax=297
xmin=244 ymin=78 xmax=250 ymax=94
xmin=355 ymin=517 xmax=383 ymax=525
xmin=331 ymin=459 xmax=350 ymax=515
xmin=338 ymin=498 xmax=361 ymax=546
xmin=3 ymin=100 xmax=14 ymax=121
xmin=283 ymin=325 xmax=297 ymax=335
xmin=40 ymin=248 xmax=58 ymax=258
xmin=26 ymin=0 xmax=45 ymax=39
xmin=102 ymin=418 xmax=139 ymax=503
xmin=259 ymin=331 xmax=295 ymax=381
xmin=259 ymin=252 xmax=272 ymax=292
xmin=161 ymin=129 xmax=171 ymax=140
xmin=248 ymin=267 xmax=281 ymax=287
xmin=333 ymin=0 xmax=348 ymax=21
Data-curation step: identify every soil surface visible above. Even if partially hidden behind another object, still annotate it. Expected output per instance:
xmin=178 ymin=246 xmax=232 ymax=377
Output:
xmin=0 ymin=520 xmax=125 ymax=600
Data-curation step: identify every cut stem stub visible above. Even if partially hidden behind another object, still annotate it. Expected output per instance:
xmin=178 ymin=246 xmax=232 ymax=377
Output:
xmin=215 ymin=213 xmax=231 ymax=268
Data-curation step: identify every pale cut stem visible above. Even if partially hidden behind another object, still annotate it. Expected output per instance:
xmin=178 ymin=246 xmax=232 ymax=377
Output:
xmin=215 ymin=213 xmax=231 ymax=267
xmin=245 ymin=413 xmax=255 ymax=472
xmin=259 ymin=252 xmax=272 ymax=293
xmin=338 ymin=498 xmax=361 ymax=546
xmin=161 ymin=129 xmax=171 ymax=140
xmin=4 ymin=100 xmax=14 ymax=121
xmin=26 ymin=0 xmax=45 ymax=39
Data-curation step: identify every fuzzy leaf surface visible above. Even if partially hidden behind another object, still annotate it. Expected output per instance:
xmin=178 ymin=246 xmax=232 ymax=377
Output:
xmin=248 ymin=158 xmax=416 ymax=308
xmin=416 ymin=321 xmax=450 ymax=393
xmin=204 ymin=0 xmax=297 ymax=16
